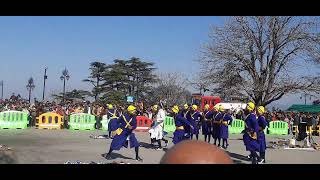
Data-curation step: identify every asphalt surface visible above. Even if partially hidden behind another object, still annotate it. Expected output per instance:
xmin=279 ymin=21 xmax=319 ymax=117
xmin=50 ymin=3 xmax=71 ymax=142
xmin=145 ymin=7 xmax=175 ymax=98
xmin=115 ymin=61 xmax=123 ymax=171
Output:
xmin=0 ymin=128 xmax=320 ymax=164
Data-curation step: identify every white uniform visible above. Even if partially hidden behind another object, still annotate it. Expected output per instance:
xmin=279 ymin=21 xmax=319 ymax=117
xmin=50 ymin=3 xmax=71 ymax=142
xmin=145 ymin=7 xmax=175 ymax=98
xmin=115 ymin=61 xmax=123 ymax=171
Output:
xmin=149 ymin=109 xmax=165 ymax=140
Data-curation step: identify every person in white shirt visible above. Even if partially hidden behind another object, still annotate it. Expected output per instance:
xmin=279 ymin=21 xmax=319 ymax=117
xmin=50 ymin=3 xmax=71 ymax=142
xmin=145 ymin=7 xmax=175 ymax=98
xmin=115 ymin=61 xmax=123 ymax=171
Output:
xmin=148 ymin=104 xmax=168 ymax=150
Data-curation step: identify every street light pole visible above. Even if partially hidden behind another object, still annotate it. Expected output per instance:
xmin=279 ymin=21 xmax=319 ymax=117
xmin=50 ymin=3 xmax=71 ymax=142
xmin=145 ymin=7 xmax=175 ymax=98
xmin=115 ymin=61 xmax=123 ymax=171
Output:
xmin=63 ymin=77 xmax=66 ymax=103
xmin=0 ymin=80 xmax=3 ymax=100
xmin=60 ymin=68 xmax=70 ymax=104
xmin=42 ymin=67 xmax=48 ymax=101
xmin=301 ymin=93 xmax=308 ymax=105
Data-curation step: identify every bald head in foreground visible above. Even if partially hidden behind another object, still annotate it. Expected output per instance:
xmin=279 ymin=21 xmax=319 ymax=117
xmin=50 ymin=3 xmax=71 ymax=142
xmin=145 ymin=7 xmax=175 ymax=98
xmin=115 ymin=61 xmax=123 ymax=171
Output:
xmin=160 ymin=140 xmax=233 ymax=164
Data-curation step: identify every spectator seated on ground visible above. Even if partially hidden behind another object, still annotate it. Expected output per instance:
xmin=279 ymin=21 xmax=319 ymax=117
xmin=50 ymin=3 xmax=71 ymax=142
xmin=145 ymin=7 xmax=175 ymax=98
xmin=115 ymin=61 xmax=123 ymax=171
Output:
xmin=160 ymin=140 xmax=233 ymax=164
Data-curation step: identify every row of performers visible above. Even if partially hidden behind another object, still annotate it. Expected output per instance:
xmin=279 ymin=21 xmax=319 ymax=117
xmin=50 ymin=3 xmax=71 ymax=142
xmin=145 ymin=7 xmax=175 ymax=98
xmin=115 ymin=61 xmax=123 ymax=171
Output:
xmin=102 ymin=102 xmax=267 ymax=164
xmin=171 ymin=102 xmax=267 ymax=164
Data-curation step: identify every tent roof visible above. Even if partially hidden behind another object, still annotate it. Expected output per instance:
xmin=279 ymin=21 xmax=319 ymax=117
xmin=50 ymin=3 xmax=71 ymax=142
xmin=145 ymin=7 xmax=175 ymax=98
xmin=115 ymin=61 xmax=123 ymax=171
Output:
xmin=287 ymin=104 xmax=320 ymax=113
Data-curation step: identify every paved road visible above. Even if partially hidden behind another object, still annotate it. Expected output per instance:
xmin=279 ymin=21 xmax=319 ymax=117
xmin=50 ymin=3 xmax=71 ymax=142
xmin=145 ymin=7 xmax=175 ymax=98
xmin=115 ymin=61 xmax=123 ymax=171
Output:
xmin=0 ymin=128 xmax=320 ymax=164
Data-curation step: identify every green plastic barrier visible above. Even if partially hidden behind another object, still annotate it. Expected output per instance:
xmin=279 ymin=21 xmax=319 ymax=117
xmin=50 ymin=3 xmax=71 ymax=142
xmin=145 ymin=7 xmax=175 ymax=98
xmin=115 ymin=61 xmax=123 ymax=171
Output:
xmin=101 ymin=115 xmax=110 ymax=131
xmin=268 ymin=121 xmax=288 ymax=135
xmin=228 ymin=119 xmax=245 ymax=134
xmin=69 ymin=113 xmax=96 ymax=130
xmin=0 ymin=111 xmax=29 ymax=129
xmin=164 ymin=116 xmax=176 ymax=133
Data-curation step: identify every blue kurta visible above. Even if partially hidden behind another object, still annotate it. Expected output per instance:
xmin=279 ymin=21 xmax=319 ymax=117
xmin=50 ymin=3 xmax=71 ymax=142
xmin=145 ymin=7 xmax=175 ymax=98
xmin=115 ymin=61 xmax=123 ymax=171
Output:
xmin=243 ymin=113 xmax=260 ymax=152
xmin=110 ymin=113 xmax=140 ymax=150
xmin=212 ymin=112 xmax=223 ymax=138
xmin=202 ymin=110 xmax=213 ymax=135
xmin=183 ymin=110 xmax=191 ymax=137
xmin=220 ymin=114 xmax=232 ymax=139
xmin=107 ymin=109 xmax=120 ymax=132
xmin=187 ymin=111 xmax=201 ymax=135
xmin=173 ymin=113 xmax=192 ymax=144
xmin=257 ymin=115 xmax=267 ymax=153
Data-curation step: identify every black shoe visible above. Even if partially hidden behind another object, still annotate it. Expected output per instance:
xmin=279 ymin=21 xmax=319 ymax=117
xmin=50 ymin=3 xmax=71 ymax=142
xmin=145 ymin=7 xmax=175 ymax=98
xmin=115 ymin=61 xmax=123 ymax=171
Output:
xmin=136 ymin=156 xmax=143 ymax=162
xmin=103 ymin=153 xmax=112 ymax=160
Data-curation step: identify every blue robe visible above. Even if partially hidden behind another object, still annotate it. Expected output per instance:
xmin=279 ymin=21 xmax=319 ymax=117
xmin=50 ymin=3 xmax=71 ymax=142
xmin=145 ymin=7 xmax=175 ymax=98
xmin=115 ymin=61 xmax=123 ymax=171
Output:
xmin=202 ymin=110 xmax=213 ymax=135
xmin=220 ymin=114 xmax=232 ymax=139
xmin=243 ymin=113 xmax=260 ymax=152
xmin=173 ymin=113 xmax=192 ymax=144
xmin=187 ymin=111 xmax=201 ymax=135
xmin=212 ymin=112 xmax=223 ymax=138
xmin=183 ymin=110 xmax=191 ymax=137
xmin=257 ymin=115 xmax=267 ymax=153
xmin=107 ymin=109 xmax=120 ymax=132
xmin=110 ymin=114 xmax=140 ymax=150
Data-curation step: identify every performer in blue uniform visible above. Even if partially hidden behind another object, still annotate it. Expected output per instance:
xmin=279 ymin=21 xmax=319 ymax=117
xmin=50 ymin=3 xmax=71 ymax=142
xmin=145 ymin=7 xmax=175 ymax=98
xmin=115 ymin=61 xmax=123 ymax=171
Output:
xmin=257 ymin=106 xmax=267 ymax=164
xmin=186 ymin=105 xmax=201 ymax=140
xmin=104 ymin=105 xmax=143 ymax=161
xmin=182 ymin=104 xmax=191 ymax=139
xmin=243 ymin=102 xmax=260 ymax=164
xmin=212 ymin=105 xmax=223 ymax=147
xmin=106 ymin=104 xmax=120 ymax=138
xmin=171 ymin=105 xmax=194 ymax=144
xmin=202 ymin=104 xmax=213 ymax=143
xmin=221 ymin=109 xmax=233 ymax=149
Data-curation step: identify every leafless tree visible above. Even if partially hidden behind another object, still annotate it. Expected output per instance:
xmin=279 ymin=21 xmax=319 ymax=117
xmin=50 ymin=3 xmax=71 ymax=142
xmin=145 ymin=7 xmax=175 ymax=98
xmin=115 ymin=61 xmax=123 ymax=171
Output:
xmin=147 ymin=72 xmax=192 ymax=108
xmin=199 ymin=16 xmax=320 ymax=106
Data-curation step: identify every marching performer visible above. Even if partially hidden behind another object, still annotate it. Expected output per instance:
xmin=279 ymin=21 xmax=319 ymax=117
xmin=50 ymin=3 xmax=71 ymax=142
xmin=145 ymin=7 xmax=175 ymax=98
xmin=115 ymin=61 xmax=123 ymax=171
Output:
xmin=182 ymin=104 xmax=191 ymax=139
xmin=186 ymin=105 xmax=201 ymax=140
xmin=202 ymin=104 xmax=213 ymax=143
xmin=171 ymin=105 xmax=194 ymax=144
xmin=212 ymin=105 xmax=223 ymax=147
xmin=243 ymin=102 xmax=260 ymax=164
xmin=257 ymin=106 xmax=267 ymax=164
xmin=104 ymin=105 xmax=143 ymax=161
xmin=221 ymin=109 xmax=233 ymax=149
xmin=106 ymin=104 xmax=120 ymax=138
xmin=148 ymin=104 xmax=169 ymax=150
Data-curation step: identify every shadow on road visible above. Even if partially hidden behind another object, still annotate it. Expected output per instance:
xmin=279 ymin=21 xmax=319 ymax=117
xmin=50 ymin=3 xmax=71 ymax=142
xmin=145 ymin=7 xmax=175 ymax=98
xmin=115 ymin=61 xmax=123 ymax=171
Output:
xmin=101 ymin=153 xmax=133 ymax=160
xmin=0 ymin=152 xmax=17 ymax=164
xmin=226 ymin=151 xmax=250 ymax=164
xmin=139 ymin=142 xmax=156 ymax=149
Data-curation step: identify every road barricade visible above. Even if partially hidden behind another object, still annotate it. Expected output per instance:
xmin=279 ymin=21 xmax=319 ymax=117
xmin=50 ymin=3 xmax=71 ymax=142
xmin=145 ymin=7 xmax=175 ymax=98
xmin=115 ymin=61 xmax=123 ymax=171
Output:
xmin=36 ymin=112 xmax=63 ymax=130
xmin=164 ymin=116 xmax=175 ymax=133
xmin=135 ymin=116 xmax=152 ymax=132
xmin=69 ymin=113 xmax=96 ymax=130
xmin=0 ymin=111 xmax=29 ymax=129
xmin=268 ymin=121 xmax=288 ymax=135
xmin=228 ymin=119 xmax=245 ymax=134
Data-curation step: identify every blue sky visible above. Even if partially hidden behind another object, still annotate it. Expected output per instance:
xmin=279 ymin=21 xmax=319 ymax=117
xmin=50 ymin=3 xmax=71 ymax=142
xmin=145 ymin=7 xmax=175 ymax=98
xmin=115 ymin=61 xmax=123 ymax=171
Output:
xmin=0 ymin=16 xmax=316 ymax=109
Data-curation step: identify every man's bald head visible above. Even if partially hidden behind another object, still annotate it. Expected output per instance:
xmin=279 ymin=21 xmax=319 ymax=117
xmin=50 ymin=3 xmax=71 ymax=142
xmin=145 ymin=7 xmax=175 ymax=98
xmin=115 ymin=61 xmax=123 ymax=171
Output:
xmin=160 ymin=140 xmax=233 ymax=164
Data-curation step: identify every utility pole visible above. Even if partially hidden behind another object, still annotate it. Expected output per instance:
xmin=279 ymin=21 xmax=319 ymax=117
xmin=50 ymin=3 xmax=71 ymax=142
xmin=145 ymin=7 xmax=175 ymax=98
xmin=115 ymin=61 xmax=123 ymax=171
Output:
xmin=42 ymin=67 xmax=48 ymax=101
xmin=0 ymin=80 xmax=3 ymax=100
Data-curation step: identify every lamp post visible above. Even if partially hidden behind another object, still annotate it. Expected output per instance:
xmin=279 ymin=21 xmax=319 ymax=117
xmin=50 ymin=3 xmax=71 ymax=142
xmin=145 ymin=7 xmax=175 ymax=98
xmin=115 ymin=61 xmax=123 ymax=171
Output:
xmin=300 ymin=93 xmax=316 ymax=105
xmin=0 ymin=80 xmax=3 ymax=100
xmin=26 ymin=77 xmax=35 ymax=103
xmin=60 ymin=68 xmax=70 ymax=103
xmin=42 ymin=67 xmax=48 ymax=101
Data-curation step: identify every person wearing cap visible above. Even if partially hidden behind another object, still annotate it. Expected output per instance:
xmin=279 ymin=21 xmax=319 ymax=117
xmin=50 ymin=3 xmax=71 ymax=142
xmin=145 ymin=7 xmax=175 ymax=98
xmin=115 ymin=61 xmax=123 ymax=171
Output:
xmin=202 ymin=104 xmax=213 ymax=143
xmin=171 ymin=105 xmax=194 ymax=144
xmin=106 ymin=104 xmax=120 ymax=139
xmin=104 ymin=105 xmax=143 ymax=161
xmin=256 ymin=106 xmax=267 ymax=164
xmin=186 ymin=105 xmax=201 ymax=140
xmin=243 ymin=102 xmax=260 ymax=164
xmin=220 ymin=108 xmax=233 ymax=149
xmin=148 ymin=104 xmax=168 ymax=150
xmin=212 ymin=105 xmax=223 ymax=147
